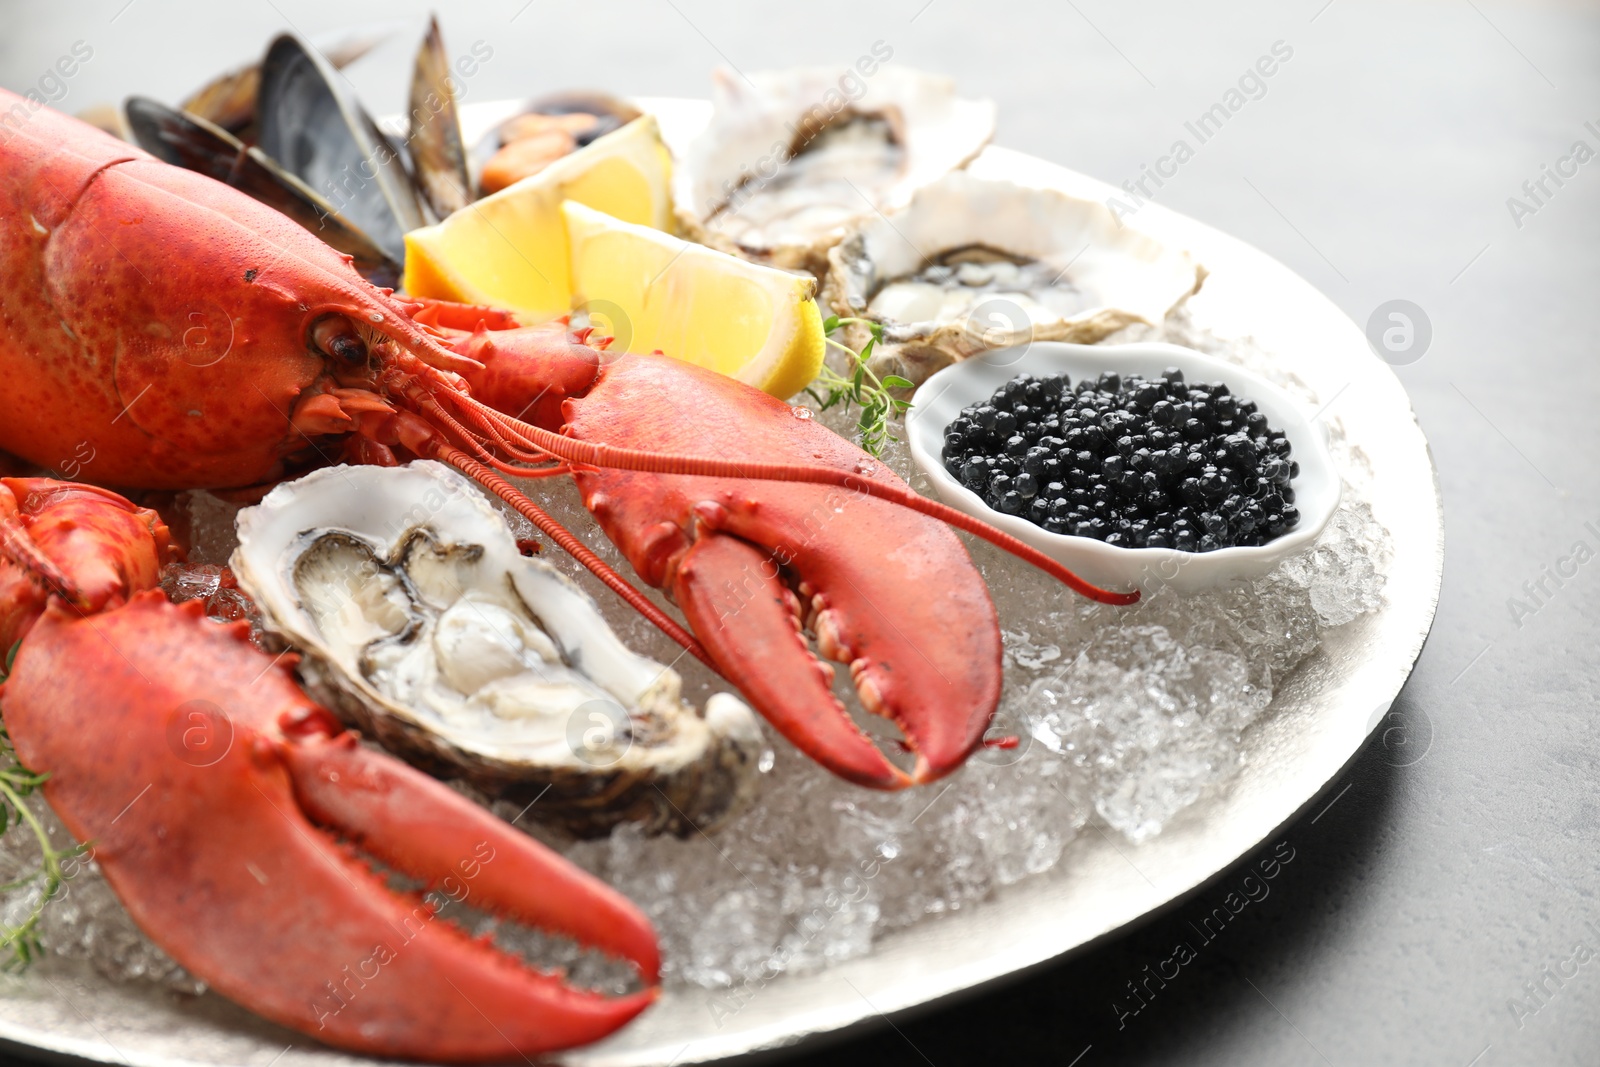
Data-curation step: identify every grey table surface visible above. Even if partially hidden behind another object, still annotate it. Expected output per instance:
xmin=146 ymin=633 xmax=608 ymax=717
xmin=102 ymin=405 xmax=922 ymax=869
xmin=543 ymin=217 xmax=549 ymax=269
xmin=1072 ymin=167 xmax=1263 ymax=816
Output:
xmin=1 ymin=1 xmax=1596 ymax=1064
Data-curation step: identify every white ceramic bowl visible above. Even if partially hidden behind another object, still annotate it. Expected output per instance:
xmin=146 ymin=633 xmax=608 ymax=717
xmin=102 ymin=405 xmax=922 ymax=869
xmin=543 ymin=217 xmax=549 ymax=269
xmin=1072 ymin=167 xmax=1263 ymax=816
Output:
xmin=905 ymin=341 xmax=1341 ymax=594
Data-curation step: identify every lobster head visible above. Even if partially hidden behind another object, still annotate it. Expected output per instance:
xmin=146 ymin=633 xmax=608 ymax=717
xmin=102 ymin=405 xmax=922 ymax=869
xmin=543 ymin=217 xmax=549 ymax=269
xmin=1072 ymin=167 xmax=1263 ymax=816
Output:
xmin=11 ymin=108 xmax=478 ymax=489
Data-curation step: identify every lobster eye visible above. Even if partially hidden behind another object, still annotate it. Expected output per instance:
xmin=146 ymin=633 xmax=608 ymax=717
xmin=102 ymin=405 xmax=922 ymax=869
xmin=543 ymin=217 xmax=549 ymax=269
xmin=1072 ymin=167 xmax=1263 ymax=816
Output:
xmin=309 ymin=315 xmax=369 ymax=367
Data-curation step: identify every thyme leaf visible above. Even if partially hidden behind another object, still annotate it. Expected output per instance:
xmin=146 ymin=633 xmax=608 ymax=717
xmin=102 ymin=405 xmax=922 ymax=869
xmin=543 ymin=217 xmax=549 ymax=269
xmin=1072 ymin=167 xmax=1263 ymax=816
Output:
xmin=806 ymin=317 xmax=911 ymax=457
xmin=0 ymin=642 xmax=85 ymax=971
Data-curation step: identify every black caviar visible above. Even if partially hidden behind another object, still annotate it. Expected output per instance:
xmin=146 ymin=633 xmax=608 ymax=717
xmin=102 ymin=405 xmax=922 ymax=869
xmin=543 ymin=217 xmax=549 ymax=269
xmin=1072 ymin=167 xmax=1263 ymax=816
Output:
xmin=941 ymin=368 xmax=1300 ymax=551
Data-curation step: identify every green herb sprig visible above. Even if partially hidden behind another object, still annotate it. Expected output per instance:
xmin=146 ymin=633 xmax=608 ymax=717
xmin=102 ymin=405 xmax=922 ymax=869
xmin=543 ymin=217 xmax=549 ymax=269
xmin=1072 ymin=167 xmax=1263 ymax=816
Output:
xmin=806 ymin=316 xmax=914 ymax=457
xmin=0 ymin=642 xmax=87 ymax=970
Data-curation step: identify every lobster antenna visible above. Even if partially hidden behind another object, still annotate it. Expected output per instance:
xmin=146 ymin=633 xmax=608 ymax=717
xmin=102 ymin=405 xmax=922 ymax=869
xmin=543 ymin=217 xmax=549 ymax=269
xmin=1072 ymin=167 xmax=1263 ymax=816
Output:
xmin=365 ymin=310 xmax=1138 ymax=607
xmin=435 ymin=390 xmax=1141 ymax=607
xmin=426 ymin=441 xmax=720 ymax=671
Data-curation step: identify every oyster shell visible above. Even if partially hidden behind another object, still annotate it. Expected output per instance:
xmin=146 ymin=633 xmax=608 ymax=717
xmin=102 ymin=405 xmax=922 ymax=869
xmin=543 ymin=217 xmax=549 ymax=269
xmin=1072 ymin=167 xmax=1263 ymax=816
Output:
xmin=678 ymin=67 xmax=995 ymax=275
xmin=822 ymin=172 xmax=1206 ymax=386
xmin=232 ymin=462 xmax=765 ymax=838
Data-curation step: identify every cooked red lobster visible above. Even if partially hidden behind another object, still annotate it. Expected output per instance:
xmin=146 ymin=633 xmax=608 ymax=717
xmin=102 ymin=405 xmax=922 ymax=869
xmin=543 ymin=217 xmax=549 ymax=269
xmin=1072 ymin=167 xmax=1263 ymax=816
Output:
xmin=0 ymin=478 xmax=659 ymax=1060
xmin=0 ymin=88 xmax=1136 ymax=1057
xmin=0 ymin=85 xmax=1131 ymax=786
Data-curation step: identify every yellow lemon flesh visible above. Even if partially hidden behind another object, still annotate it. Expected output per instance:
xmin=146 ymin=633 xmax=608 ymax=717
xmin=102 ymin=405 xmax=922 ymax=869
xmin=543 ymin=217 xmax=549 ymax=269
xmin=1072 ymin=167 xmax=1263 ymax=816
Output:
xmin=563 ymin=201 xmax=824 ymax=400
xmin=402 ymin=114 xmax=673 ymax=321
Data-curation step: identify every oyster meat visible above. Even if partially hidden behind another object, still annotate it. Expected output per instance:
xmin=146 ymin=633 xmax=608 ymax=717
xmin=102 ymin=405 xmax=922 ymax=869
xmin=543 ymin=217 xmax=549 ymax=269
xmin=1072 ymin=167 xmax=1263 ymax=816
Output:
xmin=678 ymin=66 xmax=995 ymax=275
xmin=823 ymin=171 xmax=1206 ymax=386
xmin=232 ymin=462 xmax=765 ymax=838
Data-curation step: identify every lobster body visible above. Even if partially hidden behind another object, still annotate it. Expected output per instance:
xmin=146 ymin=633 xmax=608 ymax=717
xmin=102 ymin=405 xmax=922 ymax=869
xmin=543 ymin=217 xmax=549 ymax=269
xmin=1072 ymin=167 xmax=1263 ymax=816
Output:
xmin=0 ymin=479 xmax=659 ymax=1061
xmin=0 ymin=89 xmax=358 ymax=488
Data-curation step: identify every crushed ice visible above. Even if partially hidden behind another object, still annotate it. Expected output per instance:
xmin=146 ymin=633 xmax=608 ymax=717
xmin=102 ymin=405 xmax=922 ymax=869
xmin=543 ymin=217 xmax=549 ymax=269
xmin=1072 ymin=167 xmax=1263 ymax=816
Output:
xmin=0 ymin=310 xmax=1391 ymax=993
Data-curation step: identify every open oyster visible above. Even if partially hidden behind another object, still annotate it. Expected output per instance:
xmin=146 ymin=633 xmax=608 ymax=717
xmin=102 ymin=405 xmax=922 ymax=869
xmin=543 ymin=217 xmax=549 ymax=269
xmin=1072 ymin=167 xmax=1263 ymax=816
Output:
xmin=822 ymin=172 xmax=1206 ymax=387
xmin=232 ymin=462 xmax=765 ymax=838
xmin=678 ymin=67 xmax=995 ymax=275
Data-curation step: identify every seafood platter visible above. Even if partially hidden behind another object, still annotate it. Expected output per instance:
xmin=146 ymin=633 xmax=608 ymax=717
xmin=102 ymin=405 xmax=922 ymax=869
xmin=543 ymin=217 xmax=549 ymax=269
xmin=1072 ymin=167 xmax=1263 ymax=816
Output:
xmin=0 ymin=20 xmax=1441 ymax=1067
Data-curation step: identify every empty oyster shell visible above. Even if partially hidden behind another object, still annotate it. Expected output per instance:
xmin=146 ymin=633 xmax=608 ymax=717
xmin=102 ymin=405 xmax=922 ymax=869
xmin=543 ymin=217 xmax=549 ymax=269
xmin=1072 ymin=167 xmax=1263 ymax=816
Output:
xmin=231 ymin=462 xmax=765 ymax=838
xmin=822 ymin=172 xmax=1206 ymax=387
xmin=678 ymin=67 xmax=995 ymax=275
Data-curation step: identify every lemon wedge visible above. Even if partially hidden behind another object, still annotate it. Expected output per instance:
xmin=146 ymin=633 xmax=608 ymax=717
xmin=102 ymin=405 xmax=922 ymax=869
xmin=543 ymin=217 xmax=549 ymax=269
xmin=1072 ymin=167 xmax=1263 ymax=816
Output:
xmin=402 ymin=114 xmax=673 ymax=321
xmin=563 ymin=201 xmax=824 ymax=400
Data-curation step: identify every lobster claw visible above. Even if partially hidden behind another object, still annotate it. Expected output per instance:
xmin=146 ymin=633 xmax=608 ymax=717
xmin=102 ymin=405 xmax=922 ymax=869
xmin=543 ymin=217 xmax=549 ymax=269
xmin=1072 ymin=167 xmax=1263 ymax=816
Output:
xmin=1 ymin=593 xmax=657 ymax=1062
xmin=669 ymin=501 xmax=1001 ymax=790
xmin=567 ymin=356 xmax=1003 ymax=790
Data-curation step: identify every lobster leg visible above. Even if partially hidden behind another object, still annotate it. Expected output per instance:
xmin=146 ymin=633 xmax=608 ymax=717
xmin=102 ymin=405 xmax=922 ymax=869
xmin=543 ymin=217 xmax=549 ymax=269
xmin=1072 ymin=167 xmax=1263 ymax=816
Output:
xmin=400 ymin=296 xmax=523 ymax=333
xmin=2 ymin=590 xmax=658 ymax=1063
